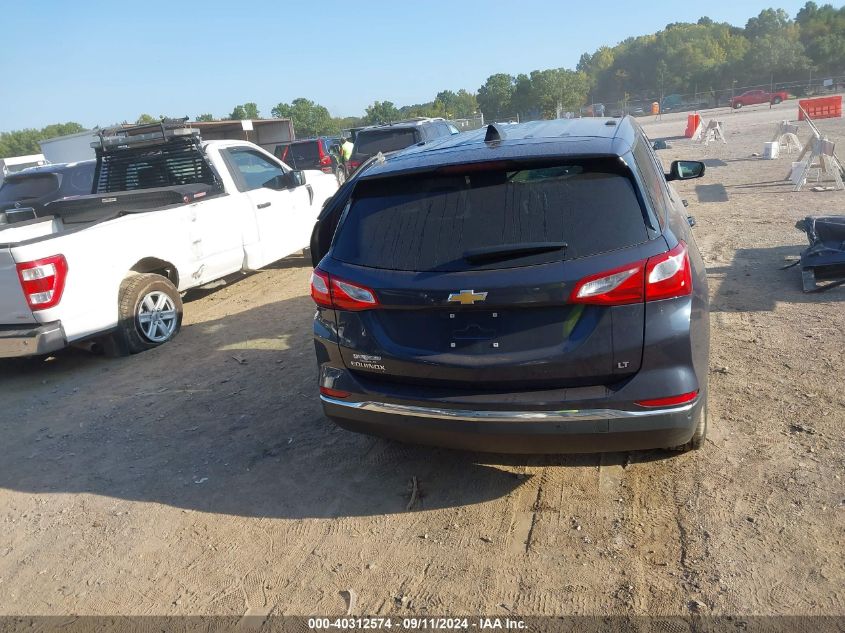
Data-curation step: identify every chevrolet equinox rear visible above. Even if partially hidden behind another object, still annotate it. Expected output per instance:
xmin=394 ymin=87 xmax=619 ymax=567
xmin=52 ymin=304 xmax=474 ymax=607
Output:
xmin=310 ymin=118 xmax=710 ymax=453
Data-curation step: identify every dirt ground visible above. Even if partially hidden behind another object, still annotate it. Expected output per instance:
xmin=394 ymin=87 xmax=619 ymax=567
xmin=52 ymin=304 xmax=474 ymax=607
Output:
xmin=0 ymin=101 xmax=843 ymax=620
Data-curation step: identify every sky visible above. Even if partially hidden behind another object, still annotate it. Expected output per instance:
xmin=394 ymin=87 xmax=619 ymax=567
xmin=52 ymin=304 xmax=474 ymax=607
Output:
xmin=0 ymin=0 xmax=812 ymax=131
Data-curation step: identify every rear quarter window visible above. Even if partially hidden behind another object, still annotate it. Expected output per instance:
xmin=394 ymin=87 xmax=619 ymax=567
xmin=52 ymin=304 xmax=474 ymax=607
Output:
xmin=332 ymin=158 xmax=650 ymax=272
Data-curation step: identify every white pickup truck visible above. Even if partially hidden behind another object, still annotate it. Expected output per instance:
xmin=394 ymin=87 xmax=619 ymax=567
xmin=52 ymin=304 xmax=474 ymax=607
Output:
xmin=0 ymin=123 xmax=337 ymax=358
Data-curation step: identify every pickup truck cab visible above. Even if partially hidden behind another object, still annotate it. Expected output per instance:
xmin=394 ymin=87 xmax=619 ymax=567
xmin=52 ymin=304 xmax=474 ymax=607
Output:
xmin=730 ymin=89 xmax=788 ymax=109
xmin=0 ymin=121 xmax=337 ymax=358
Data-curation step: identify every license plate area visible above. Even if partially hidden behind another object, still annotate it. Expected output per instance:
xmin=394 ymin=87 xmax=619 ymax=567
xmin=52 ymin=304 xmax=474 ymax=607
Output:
xmin=448 ymin=310 xmax=500 ymax=351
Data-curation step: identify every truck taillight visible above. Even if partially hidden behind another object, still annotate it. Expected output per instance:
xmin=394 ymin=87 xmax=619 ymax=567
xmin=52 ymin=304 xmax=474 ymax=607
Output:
xmin=310 ymin=267 xmax=379 ymax=311
xmin=16 ymin=255 xmax=68 ymax=310
xmin=347 ymin=160 xmax=360 ymax=172
xmin=570 ymin=242 xmax=692 ymax=306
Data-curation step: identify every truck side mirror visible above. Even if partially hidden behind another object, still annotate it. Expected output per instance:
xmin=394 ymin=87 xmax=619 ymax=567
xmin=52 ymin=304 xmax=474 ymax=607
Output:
xmin=265 ymin=170 xmax=306 ymax=191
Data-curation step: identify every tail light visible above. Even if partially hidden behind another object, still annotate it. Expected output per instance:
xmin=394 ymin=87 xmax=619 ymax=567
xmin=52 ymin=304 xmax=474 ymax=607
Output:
xmin=635 ymin=390 xmax=698 ymax=407
xmin=570 ymin=262 xmax=645 ymax=305
xmin=16 ymin=255 xmax=68 ymax=310
xmin=347 ymin=160 xmax=360 ymax=172
xmin=320 ymin=386 xmax=351 ymax=399
xmin=318 ymin=143 xmax=333 ymax=171
xmin=310 ymin=267 xmax=379 ymax=311
xmin=570 ymin=242 xmax=691 ymax=306
xmin=644 ymin=241 xmax=692 ymax=301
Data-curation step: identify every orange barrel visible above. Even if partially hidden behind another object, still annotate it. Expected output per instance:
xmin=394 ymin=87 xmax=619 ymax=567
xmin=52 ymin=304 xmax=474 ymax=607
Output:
xmin=684 ymin=113 xmax=701 ymax=138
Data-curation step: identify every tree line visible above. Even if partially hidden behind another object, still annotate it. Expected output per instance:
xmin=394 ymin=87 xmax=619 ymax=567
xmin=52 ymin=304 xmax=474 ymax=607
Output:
xmin=2 ymin=3 xmax=844 ymax=158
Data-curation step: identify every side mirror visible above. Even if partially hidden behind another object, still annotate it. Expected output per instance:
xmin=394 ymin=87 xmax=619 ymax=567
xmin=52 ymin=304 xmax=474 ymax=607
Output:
xmin=265 ymin=170 xmax=306 ymax=190
xmin=290 ymin=170 xmax=306 ymax=187
xmin=667 ymin=160 xmax=705 ymax=181
xmin=652 ymin=139 xmax=668 ymax=150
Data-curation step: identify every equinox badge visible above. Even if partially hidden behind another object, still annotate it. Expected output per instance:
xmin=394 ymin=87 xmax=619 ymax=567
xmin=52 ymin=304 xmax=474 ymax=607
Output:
xmin=447 ymin=289 xmax=488 ymax=305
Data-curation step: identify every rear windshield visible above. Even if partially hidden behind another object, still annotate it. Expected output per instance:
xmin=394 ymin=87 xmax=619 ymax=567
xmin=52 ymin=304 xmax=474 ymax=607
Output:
xmin=0 ymin=174 xmax=59 ymax=202
xmin=279 ymin=141 xmax=320 ymax=168
xmin=332 ymin=158 xmax=650 ymax=272
xmin=58 ymin=163 xmax=95 ymax=197
xmin=353 ymin=129 xmax=418 ymax=157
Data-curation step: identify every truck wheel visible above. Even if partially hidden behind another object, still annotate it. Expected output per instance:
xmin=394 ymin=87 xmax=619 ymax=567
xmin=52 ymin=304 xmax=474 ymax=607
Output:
xmin=336 ymin=168 xmax=346 ymax=186
xmin=108 ymin=273 xmax=183 ymax=355
xmin=772 ymin=96 xmax=783 ymax=105
xmin=672 ymin=394 xmax=708 ymax=451
xmin=733 ymin=102 xmax=742 ymax=109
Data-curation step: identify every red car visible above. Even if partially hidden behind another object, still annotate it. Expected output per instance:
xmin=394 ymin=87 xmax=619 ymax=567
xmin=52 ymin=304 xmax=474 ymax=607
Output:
xmin=730 ymin=89 xmax=789 ymax=109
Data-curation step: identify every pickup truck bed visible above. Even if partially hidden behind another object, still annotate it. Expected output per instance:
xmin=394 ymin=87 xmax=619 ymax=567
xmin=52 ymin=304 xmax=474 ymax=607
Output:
xmin=0 ymin=128 xmax=337 ymax=358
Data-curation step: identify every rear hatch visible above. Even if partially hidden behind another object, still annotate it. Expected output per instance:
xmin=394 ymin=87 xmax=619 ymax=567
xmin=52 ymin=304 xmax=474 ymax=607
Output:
xmin=277 ymin=141 xmax=321 ymax=170
xmin=0 ymin=249 xmax=37 ymax=324
xmin=322 ymin=158 xmax=662 ymax=390
xmin=350 ymin=128 xmax=420 ymax=164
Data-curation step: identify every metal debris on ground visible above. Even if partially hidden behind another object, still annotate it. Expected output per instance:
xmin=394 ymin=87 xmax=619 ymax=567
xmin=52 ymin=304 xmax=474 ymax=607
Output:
xmin=792 ymin=216 xmax=845 ymax=292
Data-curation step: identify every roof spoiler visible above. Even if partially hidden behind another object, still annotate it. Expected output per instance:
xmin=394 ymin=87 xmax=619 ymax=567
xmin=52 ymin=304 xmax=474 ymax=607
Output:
xmin=484 ymin=123 xmax=506 ymax=143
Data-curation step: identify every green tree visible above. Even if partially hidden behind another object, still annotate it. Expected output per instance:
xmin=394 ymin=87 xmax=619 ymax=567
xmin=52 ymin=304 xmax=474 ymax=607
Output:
xmin=363 ymin=101 xmax=400 ymax=125
xmin=195 ymin=113 xmax=215 ymax=122
xmin=510 ymin=74 xmax=536 ymax=118
xmin=0 ymin=122 xmax=85 ymax=159
xmin=271 ymin=98 xmax=338 ymax=137
xmin=529 ymin=68 xmax=590 ymax=118
xmin=796 ymin=2 xmax=845 ymax=74
xmin=477 ymin=73 xmax=515 ymax=120
xmin=228 ymin=103 xmax=260 ymax=120
xmin=136 ymin=114 xmax=158 ymax=124
xmin=745 ymin=8 xmax=791 ymax=39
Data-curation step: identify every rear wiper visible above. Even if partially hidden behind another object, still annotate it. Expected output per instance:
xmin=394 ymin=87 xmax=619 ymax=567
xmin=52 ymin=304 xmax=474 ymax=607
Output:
xmin=463 ymin=241 xmax=568 ymax=263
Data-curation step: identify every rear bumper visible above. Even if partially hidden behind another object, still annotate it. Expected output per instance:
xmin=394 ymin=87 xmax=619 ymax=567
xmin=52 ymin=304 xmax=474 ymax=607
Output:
xmin=321 ymin=394 xmax=701 ymax=454
xmin=0 ymin=321 xmax=66 ymax=358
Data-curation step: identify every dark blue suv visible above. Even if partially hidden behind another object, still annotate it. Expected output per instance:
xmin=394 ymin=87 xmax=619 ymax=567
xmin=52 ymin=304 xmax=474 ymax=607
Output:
xmin=309 ymin=118 xmax=709 ymax=454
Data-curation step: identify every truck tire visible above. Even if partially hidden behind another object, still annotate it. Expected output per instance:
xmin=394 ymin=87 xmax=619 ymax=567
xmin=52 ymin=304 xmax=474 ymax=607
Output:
xmin=107 ymin=273 xmax=183 ymax=355
xmin=733 ymin=102 xmax=742 ymax=109
xmin=772 ymin=96 xmax=783 ymax=105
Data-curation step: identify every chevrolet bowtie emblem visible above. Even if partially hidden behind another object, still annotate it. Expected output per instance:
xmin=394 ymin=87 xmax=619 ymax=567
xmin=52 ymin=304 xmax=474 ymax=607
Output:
xmin=447 ymin=289 xmax=488 ymax=305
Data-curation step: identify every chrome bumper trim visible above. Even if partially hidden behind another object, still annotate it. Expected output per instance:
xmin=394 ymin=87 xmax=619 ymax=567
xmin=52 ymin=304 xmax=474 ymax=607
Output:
xmin=320 ymin=395 xmax=696 ymax=422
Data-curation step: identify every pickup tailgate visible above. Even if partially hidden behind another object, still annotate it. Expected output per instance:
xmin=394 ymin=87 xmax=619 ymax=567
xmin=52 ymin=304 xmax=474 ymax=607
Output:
xmin=0 ymin=249 xmax=37 ymax=324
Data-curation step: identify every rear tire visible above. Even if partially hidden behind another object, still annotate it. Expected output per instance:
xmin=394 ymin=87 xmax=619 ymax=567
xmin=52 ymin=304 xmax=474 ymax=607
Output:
xmin=772 ymin=96 xmax=783 ymax=105
xmin=674 ymin=394 xmax=708 ymax=451
xmin=336 ymin=168 xmax=346 ymax=186
xmin=106 ymin=273 xmax=183 ymax=355
xmin=733 ymin=102 xmax=742 ymax=109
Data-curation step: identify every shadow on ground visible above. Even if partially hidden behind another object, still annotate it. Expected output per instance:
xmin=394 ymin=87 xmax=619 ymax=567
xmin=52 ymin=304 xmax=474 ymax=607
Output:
xmin=0 ymin=265 xmax=679 ymax=520
xmin=709 ymin=244 xmax=844 ymax=312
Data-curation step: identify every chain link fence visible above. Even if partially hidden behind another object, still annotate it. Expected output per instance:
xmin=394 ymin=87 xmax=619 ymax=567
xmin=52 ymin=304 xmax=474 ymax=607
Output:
xmin=582 ymin=74 xmax=845 ymax=117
